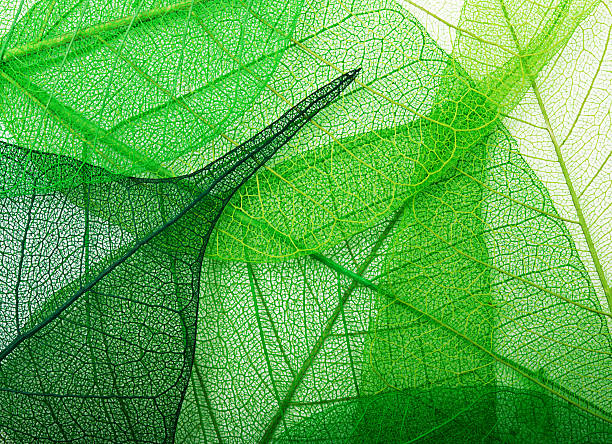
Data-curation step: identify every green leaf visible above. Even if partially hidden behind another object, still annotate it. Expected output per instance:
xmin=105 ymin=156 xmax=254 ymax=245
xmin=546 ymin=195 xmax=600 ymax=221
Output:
xmin=358 ymin=127 xmax=611 ymax=442
xmin=184 ymin=127 xmax=611 ymax=442
xmin=1 ymin=0 xmax=611 ymax=442
xmin=502 ymin=0 xmax=612 ymax=309
xmin=0 ymin=70 xmax=357 ymax=442
xmin=206 ymin=0 xmax=600 ymax=263
xmin=207 ymin=0 xmax=497 ymax=262
xmin=0 ymin=0 xmax=304 ymax=186
xmin=177 ymin=0 xmax=612 ymax=441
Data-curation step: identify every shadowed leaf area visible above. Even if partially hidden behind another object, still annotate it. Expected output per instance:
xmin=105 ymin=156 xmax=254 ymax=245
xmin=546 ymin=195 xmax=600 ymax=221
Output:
xmin=0 ymin=70 xmax=357 ymax=442
xmin=0 ymin=0 xmax=611 ymax=442
xmin=276 ymin=387 xmax=611 ymax=443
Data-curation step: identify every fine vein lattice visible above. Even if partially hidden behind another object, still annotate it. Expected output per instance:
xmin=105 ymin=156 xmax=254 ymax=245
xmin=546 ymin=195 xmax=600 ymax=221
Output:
xmin=0 ymin=0 xmax=611 ymax=443
xmin=0 ymin=70 xmax=357 ymax=442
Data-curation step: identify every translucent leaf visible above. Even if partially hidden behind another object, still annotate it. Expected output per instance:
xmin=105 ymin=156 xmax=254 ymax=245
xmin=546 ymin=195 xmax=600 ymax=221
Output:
xmin=0 ymin=0 xmax=304 ymax=185
xmin=505 ymin=0 xmax=612 ymax=309
xmin=177 ymin=0 xmax=612 ymax=441
xmin=184 ymin=127 xmax=611 ymax=442
xmin=208 ymin=0 xmax=497 ymax=261
xmin=0 ymin=70 xmax=357 ymax=442
xmin=1 ymin=0 xmax=611 ymax=442
xmin=207 ymin=0 xmax=600 ymax=263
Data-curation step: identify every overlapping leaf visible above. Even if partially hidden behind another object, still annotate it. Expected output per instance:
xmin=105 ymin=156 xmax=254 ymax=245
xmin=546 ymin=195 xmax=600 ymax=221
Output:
xmin=180 ymin=0 xmax=612 ymax=442
xmin=503 ymin=0 xmax=612 ymax=310
xmin=206 ymin=0 xmax=601 ymax=263
xmin=185 ymin=129 xmax=611 ymax=443
xmin=0 ymin=71 xmax=357 ymax=442
xmin=0 ymin=0 xmax=304 ymax=188
xmin=0 ymin=0 xmax=611 ymax=442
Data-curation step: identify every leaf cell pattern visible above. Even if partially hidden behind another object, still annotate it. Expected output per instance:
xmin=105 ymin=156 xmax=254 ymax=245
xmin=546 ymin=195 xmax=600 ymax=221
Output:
xmin=0 ymin=70 xmax=357 ymax=442
xmin=0 ymin=0 xmax=611 ymax=442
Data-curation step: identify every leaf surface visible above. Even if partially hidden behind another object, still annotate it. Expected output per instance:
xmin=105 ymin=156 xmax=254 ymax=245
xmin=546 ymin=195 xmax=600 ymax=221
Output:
xmin=0 ymin=0 xmax=611 ymax=442
xmin=177 ymin=0 xmax=612 ymax=441
xmin=503 ymin=0 xmax=612 ymax=309
xmin=0 ymin=70 xmax=357 ymax=442
xmin=183 ymin=126 xmax=611 ymax=443
xmin=0 ymin=0 xmax=304 ymax=186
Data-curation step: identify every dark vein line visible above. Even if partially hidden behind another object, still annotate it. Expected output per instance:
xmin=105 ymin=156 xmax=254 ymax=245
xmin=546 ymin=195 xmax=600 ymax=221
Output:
xmin=194 ymin=360 xmax=223 ymax=444
xmin=0 ymin=68 xmax=359 ymax=371
xmin=258 ymin=204 xmax=406 ymax=443
xmin=247 ymin=262 xmax=284 ymax=405
xmin=13 ymin=189 xmax=36 ymax=337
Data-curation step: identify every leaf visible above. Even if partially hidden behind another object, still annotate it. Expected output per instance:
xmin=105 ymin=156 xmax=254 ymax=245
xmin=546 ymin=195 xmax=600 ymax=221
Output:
xmin=184 ymin=128 xmax=611 ymax=442
xmin=0 ymin=70 xmax=358 ymax=442
xmin=502 ymin=0 xmax=612 ymax=308
xmin=404 ymin=0 xmax=612 ymax=308
xmin=176 ymin=0 xmax=612 ymax=441
xmin=207 ymin=0 xmax=498 ymax=261
xmin=0 ymin=0 xmax=37 ymax=44
xmin=206 ymin=0 xmax=600 ymax=263
xmin=358 ymin=127 xmax=611 ymax=442
xmin=0 ymin=0 xmax=304 ymax=187
xmin=1 ymin=0 xmax=611 ymax=442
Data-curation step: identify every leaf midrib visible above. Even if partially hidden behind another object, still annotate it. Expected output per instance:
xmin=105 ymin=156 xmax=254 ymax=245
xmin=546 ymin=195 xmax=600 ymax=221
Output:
xmin=221 ymin=198 xmax=611 ymax=319
xmin=257 ymin=202 xmax=407 ymax=443
xmin=0 ymin=66 xmax=174 ymax=177
xmin=257 ymin=199 xmax=612 ymax=443
xmin=530 ymin=79 xmax=612 ymax=307
xmin=1 ymin=0 xmax=208 ymax=61
xmin=497 ymin=0 xmax=612 ymax=308
xmin=0 ymin=105 xmax=296 ymax=364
